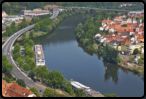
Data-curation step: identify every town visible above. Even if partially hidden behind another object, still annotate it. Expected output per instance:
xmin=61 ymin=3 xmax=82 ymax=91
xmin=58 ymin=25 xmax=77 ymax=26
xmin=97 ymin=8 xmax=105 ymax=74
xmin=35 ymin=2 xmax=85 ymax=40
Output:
xmin=95 ymin=10 xmax=144 ymax=67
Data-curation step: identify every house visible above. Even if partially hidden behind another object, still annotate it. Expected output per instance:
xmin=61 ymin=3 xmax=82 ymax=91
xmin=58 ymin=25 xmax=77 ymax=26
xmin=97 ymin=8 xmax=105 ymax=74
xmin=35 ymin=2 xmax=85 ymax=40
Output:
xmin=104 ymin=26 xmax=109 ymax=31
xmin=109 ymin=40 xmax=121 ymax=46
xmin=129 ymin=28 xmax=135 ymax=35
xmin=95 ymin=33 xmax=101 ymax=38
xmin=121 ymin=37 xmax=131 ymax=55
xmin=33 ymin=8 xmax=42 ymax=11
xmin=99 ymin=26 xmax=104 ymax=31
xmin=137 ymin=36 xmax=144 ymax=43
xmin=120 ymin=31 xmax=129 ymax=38
xmin=108 ymin=27 xmax=115 ymax=33
xmin=2 ymin=11 xmax=8 ymax=18
xmin=98 ymin=36 xmax=107 ymax=43
xmin=115 ymin=25 xmax=121 ymax=31
xmin=127 ymin=18 xmax=132 ymax=23
xmin=122 ymin=19 xmax=127 ymax=24
xmin=2 ymin=79 xmax=37 ymax=97
xmin=124 ymin=62 xmax=129 ymax=66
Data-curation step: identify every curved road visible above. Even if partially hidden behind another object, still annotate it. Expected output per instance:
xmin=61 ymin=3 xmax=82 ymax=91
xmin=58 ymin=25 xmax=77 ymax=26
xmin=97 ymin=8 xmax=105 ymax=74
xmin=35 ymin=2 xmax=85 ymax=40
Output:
xmin=2 ymin=10 xmax=59 ymax=97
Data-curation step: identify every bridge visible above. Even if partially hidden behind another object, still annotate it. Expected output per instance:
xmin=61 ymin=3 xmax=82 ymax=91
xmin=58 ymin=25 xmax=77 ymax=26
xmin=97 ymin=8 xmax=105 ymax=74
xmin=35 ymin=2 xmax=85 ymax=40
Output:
xmin=67 ymin=7 xmax=135 ymax=12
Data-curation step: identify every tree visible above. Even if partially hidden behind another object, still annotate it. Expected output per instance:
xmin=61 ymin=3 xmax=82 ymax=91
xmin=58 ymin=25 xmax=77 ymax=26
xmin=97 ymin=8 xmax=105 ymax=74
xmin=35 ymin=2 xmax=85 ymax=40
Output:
xmin=133 ymin=48 xmax=139 ymax=55
xmin=34 ymin=66 xmax=49 ymax=80
xmin=121 ymin=24 xmax=127 ymax=27
xmin=34 ymin=23 xmax=40 ymax=32
xmin=48 ymin=71 xmax=65 ymax=88
xmin=75 ymin=89 xmax=86 ymax=97
xmin=104 ymin=93 xmax=119 ymax=97
xmin=3 ymin=76 xmax=10 ymax=83
xmin=43 ymin=88 xmax=59 ymax=97
xmin=28 ymin=39 xmax=34 ymax=46
xmin=7 ymin=28 xmax=13 ymax=36
xmin=18 ymin=59 xmax=24 ymax=67
xmin=138 ymin=59 xmax=144 ymax=64
xmin=23 ymin=64 xmax=30 ymax=71
xmin=48 ymin=25 xmax=52 ymax=32
xmin=29 ymin=31 xmax=34 ymax=38
xmin=28 ymin=71 xmax=35 ymax=79
xmin=29 ymin=87 xmax=40 ymax=97
xmin=16 ymin=79 xmax=26 ymax=88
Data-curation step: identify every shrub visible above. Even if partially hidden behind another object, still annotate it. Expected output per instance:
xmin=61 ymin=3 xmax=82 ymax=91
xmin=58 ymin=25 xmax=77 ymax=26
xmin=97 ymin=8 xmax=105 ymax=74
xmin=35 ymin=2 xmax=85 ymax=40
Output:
xmin=133 ymin=48 xmax=139 ymax=55
xmin=5 ymin=72 xmax=12 ymax=79
xmin=3 ymin=76 xmax=10 ymax=83
xmin=133 ymin=69 xmax=139 ymax=73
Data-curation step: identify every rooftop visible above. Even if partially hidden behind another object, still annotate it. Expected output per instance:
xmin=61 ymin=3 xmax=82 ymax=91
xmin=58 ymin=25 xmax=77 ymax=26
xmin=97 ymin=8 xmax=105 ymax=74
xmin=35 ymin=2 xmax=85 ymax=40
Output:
xmin=35 ymin=45 xmax=45 ymax=60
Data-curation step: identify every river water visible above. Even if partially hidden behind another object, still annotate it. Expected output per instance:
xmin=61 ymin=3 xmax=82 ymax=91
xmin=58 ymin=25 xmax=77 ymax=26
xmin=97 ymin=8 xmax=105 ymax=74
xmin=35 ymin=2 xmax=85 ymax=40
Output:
xmin=32 ymin=14 xmax=144 ymax=97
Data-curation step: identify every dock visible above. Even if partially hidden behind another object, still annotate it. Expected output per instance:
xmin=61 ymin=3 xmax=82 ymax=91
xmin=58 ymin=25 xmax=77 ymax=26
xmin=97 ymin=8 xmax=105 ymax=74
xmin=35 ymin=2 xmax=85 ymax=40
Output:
xmin=70 ymin=80 xmax=104 ymax=97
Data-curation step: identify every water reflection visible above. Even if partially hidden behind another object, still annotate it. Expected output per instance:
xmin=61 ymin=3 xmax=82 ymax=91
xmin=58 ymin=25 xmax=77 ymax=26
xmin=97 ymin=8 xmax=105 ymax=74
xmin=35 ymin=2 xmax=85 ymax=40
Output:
xmin=102 ymin=60 xmax=120 ymax=85
xmin=77 ymin=43 xmax=93 ymax=56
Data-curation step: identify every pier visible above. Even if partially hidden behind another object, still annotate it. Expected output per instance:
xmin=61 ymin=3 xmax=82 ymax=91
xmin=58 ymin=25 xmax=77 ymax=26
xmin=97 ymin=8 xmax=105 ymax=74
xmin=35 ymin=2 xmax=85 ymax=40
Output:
xmin=70 ymin=80 xmax=104 ymax=97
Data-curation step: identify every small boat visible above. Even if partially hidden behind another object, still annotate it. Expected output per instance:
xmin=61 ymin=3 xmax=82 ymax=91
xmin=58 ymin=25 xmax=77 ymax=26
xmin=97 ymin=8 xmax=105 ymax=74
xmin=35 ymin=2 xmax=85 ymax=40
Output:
xmin=106 ymin=67 xmax=107 ymax=69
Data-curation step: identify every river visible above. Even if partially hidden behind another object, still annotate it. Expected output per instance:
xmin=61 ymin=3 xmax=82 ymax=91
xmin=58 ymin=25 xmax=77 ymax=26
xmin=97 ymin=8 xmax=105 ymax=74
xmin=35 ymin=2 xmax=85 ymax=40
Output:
xmin=32 ymin=14 xmax=144 ymax=97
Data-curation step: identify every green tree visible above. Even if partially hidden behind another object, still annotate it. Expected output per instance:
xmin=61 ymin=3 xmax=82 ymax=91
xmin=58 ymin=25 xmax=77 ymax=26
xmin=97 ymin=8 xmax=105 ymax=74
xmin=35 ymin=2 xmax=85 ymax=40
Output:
xmin=7 ymin=28 xmax=13 ymax=36
xmin=34 ymin=23 xmax=40 ymax=32
xmin=43 ymin=88 xmax=59 ymax=97
xmin=3 ymin=76 xmax=10 ymax=83
xmin=48 ymin=25 xmax=52 ymax=32
xmin=75 ymin=89 xmax=86 ymax=97
xmin=34 ymin=65 xmax=49 ymax=80
xmin=138 ymin=59 xmax=144 ymax=64
xmin=121 ymin=24 xmax=127 ymax=27
xmin=133 ymin=48 xmax=139 ymax=55
xmin=28 ymin=60 xmax=36 ymax=69
xmin=23 ymin=64 xmax=30 ymax=71
xmin=29 ymin=31 xmax=34 ymax=38
xmin=29 ymin=87 xmax=40 ymax=97
xmin=48 ymin=71 xmax=65 ymax=88
xmin=28 ymin=39 xmax=34 ymax=46
xmin=28 ymin=71 xmax=35 ymax=79
xmin=104 ymin=93 xmax=119 ymax=97
xmin=16 ymin=79 xmax=26 ymax=88
xmin=18 ymin=59 xmax=24 ymax=67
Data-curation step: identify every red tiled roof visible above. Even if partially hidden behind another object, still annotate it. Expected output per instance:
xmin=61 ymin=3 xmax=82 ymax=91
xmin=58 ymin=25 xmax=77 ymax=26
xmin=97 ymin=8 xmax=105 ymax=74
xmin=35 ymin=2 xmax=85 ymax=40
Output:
xmin=138 ymin=36 xmax=144 ymax=39
xmin=115 ymin=35 xmax=121 ymax=38
xmin=121 ymin=37 xmax=131 ymax=44
xmin=115 ymin=25 xmax=121 ymax=30
xmin=121 ymin=27 xmax=130 ymax=32
xmin=7 ymin=83 xmax=35 ymax=97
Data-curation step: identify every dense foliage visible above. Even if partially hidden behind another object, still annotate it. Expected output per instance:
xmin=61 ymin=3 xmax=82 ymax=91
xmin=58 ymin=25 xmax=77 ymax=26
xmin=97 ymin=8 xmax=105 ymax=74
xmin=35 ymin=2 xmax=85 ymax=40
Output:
xmin=102 ymin=44 xmax=121 ymax=64
xmin=29 ymin=87 xmax=40 ymax=97
xmin=43 ymin=88 xmax=60 ymax=97
xmin=2 ymin=55 xmax=13 ymax=73
xmin=16 ymin=79 xmax=26 ymax=88
xmin=133 ymin=48 xmax=139 ymax=55
xmin=2 ymin=2 xmax=143 ymax=15
xmin=75 ymin=89 xmax=86 ymax=97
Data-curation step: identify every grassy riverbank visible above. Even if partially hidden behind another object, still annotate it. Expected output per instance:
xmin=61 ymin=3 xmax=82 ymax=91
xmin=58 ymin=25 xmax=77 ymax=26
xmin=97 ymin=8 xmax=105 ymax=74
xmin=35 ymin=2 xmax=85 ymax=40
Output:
xmin=118 ymin=63 xmax=144 ymax=75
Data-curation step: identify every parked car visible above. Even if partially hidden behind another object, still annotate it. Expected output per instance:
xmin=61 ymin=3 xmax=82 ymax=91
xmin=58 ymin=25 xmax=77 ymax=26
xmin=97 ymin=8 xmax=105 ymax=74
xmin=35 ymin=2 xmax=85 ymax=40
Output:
xmin=40 ymin=90 xmax=42 ymax=92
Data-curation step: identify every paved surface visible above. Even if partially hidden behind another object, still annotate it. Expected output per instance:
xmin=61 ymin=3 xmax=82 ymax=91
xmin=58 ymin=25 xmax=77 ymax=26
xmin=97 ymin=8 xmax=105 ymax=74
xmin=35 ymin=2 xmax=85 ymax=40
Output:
xmin=2 ymin=10 xmax=59 ymax=97
xmin=67 ymin=7 xmax=137 ymax=12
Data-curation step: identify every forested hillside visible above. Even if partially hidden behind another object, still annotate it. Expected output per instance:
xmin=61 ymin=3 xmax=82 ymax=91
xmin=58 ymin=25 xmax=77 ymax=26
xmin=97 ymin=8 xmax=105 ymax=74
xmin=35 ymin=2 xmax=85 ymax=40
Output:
xmin=2 ymin=2 xmax=144 ymax=15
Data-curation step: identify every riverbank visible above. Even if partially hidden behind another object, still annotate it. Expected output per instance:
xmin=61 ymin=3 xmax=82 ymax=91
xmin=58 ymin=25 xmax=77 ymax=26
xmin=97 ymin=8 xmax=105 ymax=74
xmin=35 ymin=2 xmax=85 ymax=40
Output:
xmin=17 ymin=9 xmax=89 ymax=42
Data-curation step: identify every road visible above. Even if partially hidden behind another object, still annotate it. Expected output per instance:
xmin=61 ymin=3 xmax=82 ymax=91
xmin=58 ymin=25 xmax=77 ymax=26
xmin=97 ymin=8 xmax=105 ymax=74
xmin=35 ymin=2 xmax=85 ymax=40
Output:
xmin=2 ymin=9 xmax=59 ymax=97
xmin=67 ymin=6 xmax=137 ymax=12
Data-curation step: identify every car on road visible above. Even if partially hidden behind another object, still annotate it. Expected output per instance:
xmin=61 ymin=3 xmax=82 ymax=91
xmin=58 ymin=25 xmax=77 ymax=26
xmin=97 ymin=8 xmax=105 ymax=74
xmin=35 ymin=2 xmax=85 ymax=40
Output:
xmin=7 ymin=53 xmax=9 ymax=55
xmin=40 ymin=90 xmax=42 ymax=92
